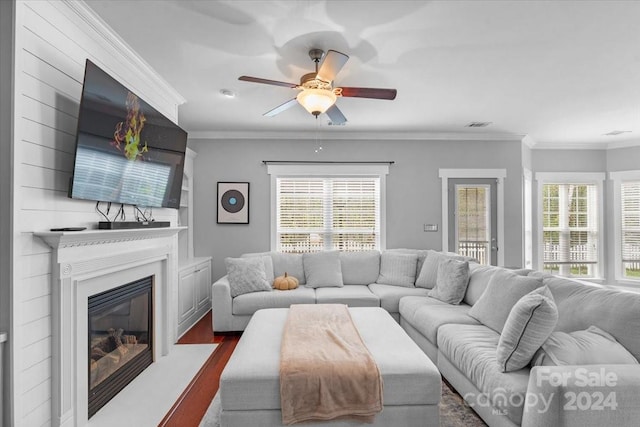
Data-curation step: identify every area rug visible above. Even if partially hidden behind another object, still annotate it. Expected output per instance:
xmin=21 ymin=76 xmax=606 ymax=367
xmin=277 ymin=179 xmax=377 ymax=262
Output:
xmin=199 ymin=379 xmax=486 ymax=426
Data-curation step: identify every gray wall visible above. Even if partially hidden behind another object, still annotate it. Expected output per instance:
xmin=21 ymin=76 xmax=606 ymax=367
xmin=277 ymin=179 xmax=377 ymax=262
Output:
xmin=532 ymin=148 xmax=607 ymax=172
xmin=190 ymin=138 xmax=524 ymax=280
xmin=607 ymin=145 xmax=640 ymax=171
xmin=0 ymin=0 xmax=13 ymax=424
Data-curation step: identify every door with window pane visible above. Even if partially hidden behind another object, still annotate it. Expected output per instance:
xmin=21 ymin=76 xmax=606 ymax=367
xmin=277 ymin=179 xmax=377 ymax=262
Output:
xmin=542 ymin=183 xmax=598 ymax=277
xmin=448 ymin=179 xmax=497 ymax=265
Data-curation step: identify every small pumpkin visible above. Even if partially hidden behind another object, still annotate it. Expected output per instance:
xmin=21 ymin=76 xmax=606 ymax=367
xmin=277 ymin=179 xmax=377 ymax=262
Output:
xmin=274 ymin=272 xmax=299 ymax=290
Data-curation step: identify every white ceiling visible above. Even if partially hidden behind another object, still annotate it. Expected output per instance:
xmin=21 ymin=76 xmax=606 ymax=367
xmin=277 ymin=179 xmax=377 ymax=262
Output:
xmin=84 ymin=0 xmax=640 ymax=148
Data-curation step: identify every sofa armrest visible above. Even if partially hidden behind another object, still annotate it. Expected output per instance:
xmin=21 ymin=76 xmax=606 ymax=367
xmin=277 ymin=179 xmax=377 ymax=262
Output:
xmin=523 ymin=365 xmax=640 ymax=427
xmin=212 ymin=275 xmax=233 ymax=332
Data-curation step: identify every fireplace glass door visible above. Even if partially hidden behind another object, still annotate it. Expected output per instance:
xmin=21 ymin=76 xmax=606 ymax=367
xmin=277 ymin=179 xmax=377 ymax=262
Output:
xmin=88 ymin=276 xmax=153 ymax=417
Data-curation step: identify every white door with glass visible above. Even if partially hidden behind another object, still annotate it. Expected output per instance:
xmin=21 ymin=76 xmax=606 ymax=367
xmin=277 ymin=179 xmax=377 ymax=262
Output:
xmin=448 ymin=179 xmax=498 ymax=265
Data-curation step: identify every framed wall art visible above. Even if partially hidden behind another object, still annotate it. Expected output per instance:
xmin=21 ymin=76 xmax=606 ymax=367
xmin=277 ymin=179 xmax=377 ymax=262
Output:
xmin=217 ymin=182 xmax=249 ymax=224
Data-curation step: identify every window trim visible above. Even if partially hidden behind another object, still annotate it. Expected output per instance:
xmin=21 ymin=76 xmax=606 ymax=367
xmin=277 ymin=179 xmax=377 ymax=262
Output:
xmin=535 ymin=172 xmax=605 ymax=278
xmin=610 ymin=170 xmax=640 ymax=284
xmin=267 ymin=164 xmax=389 ymax=252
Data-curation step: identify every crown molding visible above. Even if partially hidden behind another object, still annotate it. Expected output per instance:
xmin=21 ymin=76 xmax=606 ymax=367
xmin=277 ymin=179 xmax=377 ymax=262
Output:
xmin=531 ymin=138 xmax=640 ymax=150
xmin=530 ymin=141 xmax=610 ymax=150
xmin=188 ymin=130 xmax=525 ymax=142
xmin=58 ymin=0 xmax=186 ymax=106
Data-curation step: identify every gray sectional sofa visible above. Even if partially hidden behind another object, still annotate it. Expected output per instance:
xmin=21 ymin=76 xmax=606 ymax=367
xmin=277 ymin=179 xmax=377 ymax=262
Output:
xmin=400 ymin=263 xmax=640 ymax=427
xmin=211 ymin=249 xmax=640 ymax=427
xmin=212 ymin=249 xmax=439 ymax=331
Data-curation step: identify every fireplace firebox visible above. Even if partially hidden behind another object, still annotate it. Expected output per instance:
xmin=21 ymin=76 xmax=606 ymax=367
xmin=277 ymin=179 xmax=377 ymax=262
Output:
xmin=88 ymin=276 xmax=153 ymax=418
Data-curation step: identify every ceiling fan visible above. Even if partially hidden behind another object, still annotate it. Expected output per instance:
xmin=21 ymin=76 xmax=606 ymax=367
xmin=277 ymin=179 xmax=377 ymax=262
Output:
xmin=238 ymin=49 xmax=397 ymax=125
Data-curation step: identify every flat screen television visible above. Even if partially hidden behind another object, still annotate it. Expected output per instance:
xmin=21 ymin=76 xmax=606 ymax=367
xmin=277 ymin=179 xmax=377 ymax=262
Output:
xmin=69 ymin=59 xmax=187 ymax=209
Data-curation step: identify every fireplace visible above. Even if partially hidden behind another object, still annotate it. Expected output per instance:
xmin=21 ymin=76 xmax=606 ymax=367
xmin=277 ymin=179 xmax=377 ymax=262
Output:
xmin=87 ymin=276 xmax=153 ymax=417
xmin=35 ymin=227 xmax=183 ymax=426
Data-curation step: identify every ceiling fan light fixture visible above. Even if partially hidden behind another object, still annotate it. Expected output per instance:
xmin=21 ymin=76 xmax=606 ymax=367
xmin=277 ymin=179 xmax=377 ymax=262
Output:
xmin=296 ymin=88 xmax=336 ymax=116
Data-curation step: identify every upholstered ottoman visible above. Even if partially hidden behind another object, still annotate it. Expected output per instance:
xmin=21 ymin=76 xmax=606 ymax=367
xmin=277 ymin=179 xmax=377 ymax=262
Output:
xmin=219 ymin=307 xmax=441 ymax=426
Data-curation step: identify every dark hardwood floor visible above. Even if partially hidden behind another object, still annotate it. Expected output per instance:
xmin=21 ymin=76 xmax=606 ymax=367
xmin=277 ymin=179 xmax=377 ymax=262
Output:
xmin=158 ymin=311 xmax=240 ymax=427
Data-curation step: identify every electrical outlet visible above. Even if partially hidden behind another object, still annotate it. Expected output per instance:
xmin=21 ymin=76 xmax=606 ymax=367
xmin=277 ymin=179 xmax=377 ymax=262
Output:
xmin=423 ymin=224 xmax=438 ymax=232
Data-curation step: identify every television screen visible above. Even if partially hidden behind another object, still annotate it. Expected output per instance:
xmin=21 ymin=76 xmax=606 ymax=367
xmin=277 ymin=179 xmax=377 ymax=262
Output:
xmin=69 ymin=59 xmax=187 ymax=209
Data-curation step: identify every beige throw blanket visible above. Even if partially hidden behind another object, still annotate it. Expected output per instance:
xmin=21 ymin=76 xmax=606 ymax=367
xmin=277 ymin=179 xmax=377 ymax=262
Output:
xmin=280 ymin=304 xmax=383 ymax=425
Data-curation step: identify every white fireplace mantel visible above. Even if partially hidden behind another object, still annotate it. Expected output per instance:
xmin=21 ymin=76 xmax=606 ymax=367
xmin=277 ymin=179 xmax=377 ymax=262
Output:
xmin=35 ymin=227 xmax=185 ymax=427
xmin=36 ymin=227 xmax=186 ymax=249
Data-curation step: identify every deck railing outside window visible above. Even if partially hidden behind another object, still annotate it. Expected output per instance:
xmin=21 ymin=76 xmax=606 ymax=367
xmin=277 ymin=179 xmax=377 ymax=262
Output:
xmin=457 ymin=241 xmax=487 ymax=265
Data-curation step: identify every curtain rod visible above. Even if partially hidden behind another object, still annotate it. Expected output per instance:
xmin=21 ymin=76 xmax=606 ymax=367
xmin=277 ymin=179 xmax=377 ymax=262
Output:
xmin=262 ymin=160 xmax=395 ymax=165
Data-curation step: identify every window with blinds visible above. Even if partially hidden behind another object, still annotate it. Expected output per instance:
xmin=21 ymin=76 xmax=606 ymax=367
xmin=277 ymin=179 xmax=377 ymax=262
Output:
xmin=276 ymin=177 xmax=380 ymax=253
xmin=542 ymin=183 xmax=599 ymax=277
xmin=621 ymin=181 xmax=640 ymax=279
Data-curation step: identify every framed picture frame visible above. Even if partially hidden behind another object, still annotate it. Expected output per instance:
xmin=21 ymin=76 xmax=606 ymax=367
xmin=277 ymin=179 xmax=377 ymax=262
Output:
xmin=217 ymin=182 xmax=249 ymax=224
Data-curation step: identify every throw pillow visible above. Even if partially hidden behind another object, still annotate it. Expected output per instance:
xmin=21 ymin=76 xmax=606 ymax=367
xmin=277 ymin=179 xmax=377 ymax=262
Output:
xmin=427 ymin=258 xmax=470 ymax=304
xmin=386 ymin=248 xmax=430 ymax=278
xmin=532 ymin=325 xmax=639 ymax=366
xmin=415 ymin=251 xmax=474 ymax=289
xmin=468 ymin=269 xmax=543 ymax=333
xmin=376 ymin=251 xmax=418 ymax=287
xmin=303 ymin=251 xmax=344 ymax=288
xmin=240 ymin=253 xmax=275 ymax=285
xmin=414 ymin=250 xmax=442 ymax=288
xmin=496 ymin=286 xmax=558 ymax=372
xmin=225 ymin=257 xmax=272 ymax=298
xmin=464 ymin=265 xmax=532 ymax=307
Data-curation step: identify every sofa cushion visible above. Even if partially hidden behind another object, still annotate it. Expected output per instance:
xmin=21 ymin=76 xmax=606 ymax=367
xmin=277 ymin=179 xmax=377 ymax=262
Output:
xmin=240 ymin=253 xmax=275 ymax=285
xmin=303 ymin=251 xmax=344 ymax=288
xmin=339 ymin=251 xmax=380 ymax=285
xmin=315 ymin=286 xmax=379 ymax=307
xmin=464 ymin=263 xmax=499 ymax=305
xmin=232 ymin=286 xmax=316 ymax=315
xmin=468 ymin=270 xmax=543 ymax=333
xmin=399 ymin=296 xmax=479 ymax=344
xmin=270 ymin=252 xmax=306 ymax=285
xmin=225 ymin=257 xmax=272 ymax=297
xmin=376 ymin=251 xmax=418 ymax=288
xmin=428 ymin=258 xmax=470 ymax=304
xmin=496 ymin=286 xmax=558 ymax=372
xmin=532 ymin=325 xmax=639 ymax=367
xmin=415 ymin=250 xmax=474 ymax=289
xmin=543 ymin=276 xmax=640 ymax=361
xmin=368 ymin=284 xmax=429 ymax=313
xmin=437 ymin=324 xmax=530 ymax=425
xmin=464 ymin=264 xmax=532 ymax=306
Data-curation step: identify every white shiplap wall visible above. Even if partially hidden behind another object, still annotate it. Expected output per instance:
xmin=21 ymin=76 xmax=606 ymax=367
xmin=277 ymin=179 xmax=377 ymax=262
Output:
xmin=12 ymin=1 xmax=185 ymax=425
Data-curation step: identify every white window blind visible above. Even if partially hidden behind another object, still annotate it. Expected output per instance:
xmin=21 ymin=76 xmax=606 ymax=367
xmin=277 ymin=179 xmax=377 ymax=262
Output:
xmin=542 ymin=183 xmax=599 ymax=277
xmin=277 ymin=177 xmax=380 ymax=253
xmin=621 ymin=181 xmax=640 ymax=279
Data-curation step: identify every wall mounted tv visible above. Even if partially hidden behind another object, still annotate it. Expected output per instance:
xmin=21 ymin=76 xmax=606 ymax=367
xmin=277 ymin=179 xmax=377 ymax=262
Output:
xmin=69 ymin=59 xmax=187 ymax=209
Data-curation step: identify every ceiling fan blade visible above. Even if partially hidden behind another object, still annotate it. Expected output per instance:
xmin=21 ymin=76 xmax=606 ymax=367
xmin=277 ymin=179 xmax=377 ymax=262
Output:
xmin=338 ymin=87 xmax=397 ymax=100
xmin=263 ymin=98 xmax=298 ymax=117
xmin=316 ymin=50 xmax=349 ymax=82
xmin=238 ymin=76 xmax=298 ymax=88
xmin=325 ymin=104 xmax=347 ymax=125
